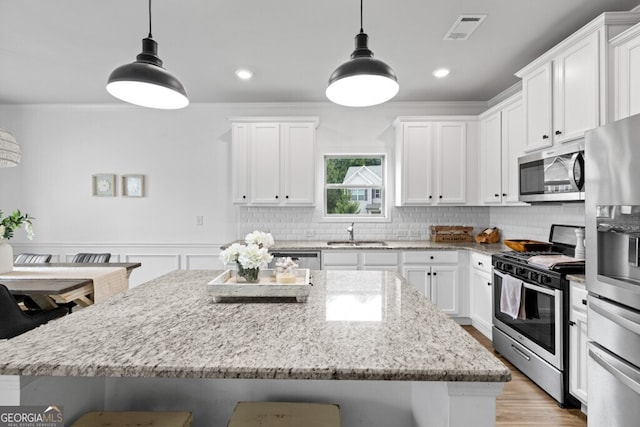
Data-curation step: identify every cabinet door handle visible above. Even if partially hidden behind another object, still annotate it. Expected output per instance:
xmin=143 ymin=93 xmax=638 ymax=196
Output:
xmin=439 ymin=195 xmax=443 ymax=199
xmin=427 ymin=272 xmax=431 ymax=276
xmin=242 ymin=195 xmax=247 ymax=199
xmin=285 ymin=195 xmax=289 ymax=199
xmin=487 ymin=282 xmax=492 ymax=286
xmin=275 ymin=195 xmax=279 ymax=199
xmin=433 ymin=272 xmax=437 ymax=276
xmin=429 ymin=195 xmax=433 ymax=199
xmin=430 ymin=256 xmax=434 ymax=260
xmin=494 ymin=194 xmax=499 ymax=197
xmin=582 ymin=299 xmax=587 ymax=306
xmin=542 ymin=135 xmax=549 ymax=140
xmin=569 ymin=320 xmax=576 ymax=326
xmin=555 ymin=130 xmax=562 ymax=135
xmin=502 ymin=193 xmax=507 ymax=197
xmin=478 ymin=262 xmax=483 ymax=266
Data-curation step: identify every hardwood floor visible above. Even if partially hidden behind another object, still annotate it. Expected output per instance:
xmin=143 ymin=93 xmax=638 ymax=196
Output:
xmin=462 ymin=325 xmax=587 ymax=427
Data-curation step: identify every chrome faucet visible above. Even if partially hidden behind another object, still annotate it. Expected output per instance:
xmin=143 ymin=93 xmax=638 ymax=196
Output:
xmin=347 ymin=222 xmax=355 ymax=241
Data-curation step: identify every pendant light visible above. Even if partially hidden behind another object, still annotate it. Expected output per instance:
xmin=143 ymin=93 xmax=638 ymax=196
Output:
xmin=326 ymin=0 xmax=399 ymax=107
xmin=0 ymin=128 xmax=21 ymax=168
xmin=106 ymin=0 xmax=189 ymax=109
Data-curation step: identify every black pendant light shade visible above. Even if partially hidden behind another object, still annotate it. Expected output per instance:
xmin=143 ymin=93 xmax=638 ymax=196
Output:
xmin=326 ymin=1 xmax=398 ymax=107
xmin=106 ymin=1 xmax=188 ymax=109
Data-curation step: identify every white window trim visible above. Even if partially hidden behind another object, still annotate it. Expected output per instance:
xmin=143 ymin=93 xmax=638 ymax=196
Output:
xmin=321 ymin=153 xmax=390 ymax=223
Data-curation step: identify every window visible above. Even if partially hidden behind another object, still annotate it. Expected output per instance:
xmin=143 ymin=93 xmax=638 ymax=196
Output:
xmin=324 ymin=156 xmax=385 ymax=218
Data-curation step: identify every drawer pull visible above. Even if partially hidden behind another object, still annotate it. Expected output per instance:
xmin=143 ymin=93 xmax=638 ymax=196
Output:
xmin=569 ymin=320 xmax=576 ymax=326
xmin=582 ymin=299 xmax=587 ymax=306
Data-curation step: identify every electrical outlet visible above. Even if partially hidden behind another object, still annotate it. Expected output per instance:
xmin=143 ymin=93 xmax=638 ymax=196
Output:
xmin=196 ymin=216 xmax=203 ymax=226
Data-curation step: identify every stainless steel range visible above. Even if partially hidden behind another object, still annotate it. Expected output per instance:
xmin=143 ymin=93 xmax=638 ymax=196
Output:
xmin=492 ymin=224 xmax=585 ymax=406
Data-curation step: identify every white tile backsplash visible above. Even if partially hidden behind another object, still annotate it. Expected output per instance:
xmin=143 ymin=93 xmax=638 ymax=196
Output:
xmin=238 ymin=206 xmax=491 ymax=241
xmin=238 ymin=203 xmax=586 ymax=244
xmin=489 ymin=204 xmax=585 ymax=242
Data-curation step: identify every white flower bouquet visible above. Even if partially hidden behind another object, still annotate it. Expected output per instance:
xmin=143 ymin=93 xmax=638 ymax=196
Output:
xmin=219 ymin=231 xmax=274 ymax=282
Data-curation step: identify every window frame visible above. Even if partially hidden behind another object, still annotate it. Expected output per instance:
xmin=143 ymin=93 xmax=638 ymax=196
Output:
xmin=322 ymin=154 xmax=389 ymax=222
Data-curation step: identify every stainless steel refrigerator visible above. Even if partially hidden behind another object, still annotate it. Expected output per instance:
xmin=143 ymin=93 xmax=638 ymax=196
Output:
xmin=585 ymin=113 xmax=640 ymax=426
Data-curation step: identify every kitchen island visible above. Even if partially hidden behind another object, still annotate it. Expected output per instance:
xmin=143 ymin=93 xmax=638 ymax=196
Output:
xmin=0 ymin=270 xmax=509 ymax=426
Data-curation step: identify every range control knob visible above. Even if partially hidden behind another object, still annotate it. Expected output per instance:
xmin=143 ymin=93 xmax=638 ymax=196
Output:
xmin=529 ymin=272 xmax=539 ymax=282
xmin=515 ymin=267 xmax=525 ymax=275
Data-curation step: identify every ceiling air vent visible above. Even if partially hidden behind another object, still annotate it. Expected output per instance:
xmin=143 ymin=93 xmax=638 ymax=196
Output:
xmin=443 ymin=15 xmax=487 ymax=40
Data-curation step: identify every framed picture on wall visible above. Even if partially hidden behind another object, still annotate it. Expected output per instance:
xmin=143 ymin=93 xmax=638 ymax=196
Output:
xmin=92 ymin=174 xmax=116 ymax=197
xmin=122 ymin=174 xmax=145 ymax=197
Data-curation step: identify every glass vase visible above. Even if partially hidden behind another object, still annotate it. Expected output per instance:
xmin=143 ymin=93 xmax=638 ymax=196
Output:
xmin=240 ymin=267 xmax=260 ymax=283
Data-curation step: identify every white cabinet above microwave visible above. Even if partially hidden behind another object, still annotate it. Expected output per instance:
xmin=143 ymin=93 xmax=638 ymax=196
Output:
xmin=516 ymin=12 xmax=640 ymax=152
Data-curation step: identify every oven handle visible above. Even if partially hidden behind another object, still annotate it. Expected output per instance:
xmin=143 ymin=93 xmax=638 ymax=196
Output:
xmin=494 ymin=271 xmax=556 ymax=296
xmin=590 ymin=296 xmax=640 ymax=336
xmin=589 ymin=342 xmax=640 ymax=396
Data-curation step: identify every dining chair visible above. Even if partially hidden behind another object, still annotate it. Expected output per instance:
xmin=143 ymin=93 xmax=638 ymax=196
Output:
xmin=71 ymin=253 xmax=111 ymax=263
xmin=15 ymin=253 xmax=52 ymax=263
xmin=0 ymin=284 xmax=67 ymax=339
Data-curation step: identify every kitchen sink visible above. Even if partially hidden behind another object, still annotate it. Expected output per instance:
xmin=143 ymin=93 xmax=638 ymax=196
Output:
xmin=326 ymin=240 xmax=388 ymax=247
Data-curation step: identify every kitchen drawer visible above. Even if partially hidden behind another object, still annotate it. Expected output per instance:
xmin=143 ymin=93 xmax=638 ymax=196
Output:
xmin=471 ymin=252 xmax=492 ymax=273
xmin=402 ymin=250 xmax=458 ymax=264
xmin=361 ymin=251 xmax=399 ymax=266
xmin=570 ymin=281 xmax=588 ymax=314
xmin=322 ymin=251 xmax=358 ymax=266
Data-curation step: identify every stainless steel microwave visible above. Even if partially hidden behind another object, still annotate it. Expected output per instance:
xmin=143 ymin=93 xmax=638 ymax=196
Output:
xmin=518 ymin=141 xmax=585 ymax=203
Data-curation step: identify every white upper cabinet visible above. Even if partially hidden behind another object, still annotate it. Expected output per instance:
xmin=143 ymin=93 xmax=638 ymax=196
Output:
xmin=612 ymin=22 xmax=640 ymax=120
xmin=552 ymin=31 xmax=599 ymax=143
xmin=479 ymin=93 xmax=526 ymax=205
xmin=394 ymin=117 xmax=477 ymax=206
xmin=516 ymin=12 xmax=640 ymax=152
xmin=229 ymin=117 xmax=319 ymax=206
xmin=231 ymin=123 xmax=250 ymax=204
xmin=522 ymin=62 xmax=553 ymax=151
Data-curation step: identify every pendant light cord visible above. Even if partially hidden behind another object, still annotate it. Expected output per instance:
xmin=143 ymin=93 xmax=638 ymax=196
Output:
xmin=148 ymin=0 xmax=153 ymax=38
xmin=359 ymin=0 xmax=364 ymax=33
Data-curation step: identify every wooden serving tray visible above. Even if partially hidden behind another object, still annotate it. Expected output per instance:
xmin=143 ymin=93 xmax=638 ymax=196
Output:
xmin=207 ymin=269 xmax=311 ymax=303
xmin=504 ymin=239 xmax=553 ymax=252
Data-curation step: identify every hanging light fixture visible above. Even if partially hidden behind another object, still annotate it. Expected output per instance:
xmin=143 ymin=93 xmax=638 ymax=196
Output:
xmin=326 ymin=0 xmax=399 ymax=107
xmin=0 ymin=129 xmax=21 ymax=168
xmin=106 ymin=0 xmax=189 ymax=109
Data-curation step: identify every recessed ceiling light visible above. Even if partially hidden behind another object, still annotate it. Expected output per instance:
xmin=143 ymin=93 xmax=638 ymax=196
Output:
xmin=432 ymin=68 xmax=450 ymax=78
xmin=235 ymin=69 xmax=253 ymax=80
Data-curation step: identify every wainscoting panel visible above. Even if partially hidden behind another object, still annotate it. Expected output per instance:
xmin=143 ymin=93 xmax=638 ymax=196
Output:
xmin=9 ymin=242 xmax=224 ymax=288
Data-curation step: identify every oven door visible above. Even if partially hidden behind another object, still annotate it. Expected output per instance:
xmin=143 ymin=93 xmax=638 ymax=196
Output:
xmin=493 ymin=271 xmax=563 ymax=369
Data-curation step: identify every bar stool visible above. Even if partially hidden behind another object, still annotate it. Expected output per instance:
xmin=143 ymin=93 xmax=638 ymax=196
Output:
xmin=228 ymin=402 xmax=341 ymax=427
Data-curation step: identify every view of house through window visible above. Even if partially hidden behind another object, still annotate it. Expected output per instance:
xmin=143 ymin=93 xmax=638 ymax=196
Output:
xmin=325 ymin=156 xmax=384 ymax=217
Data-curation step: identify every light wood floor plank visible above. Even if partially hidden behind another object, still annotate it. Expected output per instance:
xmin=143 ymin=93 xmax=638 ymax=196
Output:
xmin=462 ymin=325 xmax=587 ymax=427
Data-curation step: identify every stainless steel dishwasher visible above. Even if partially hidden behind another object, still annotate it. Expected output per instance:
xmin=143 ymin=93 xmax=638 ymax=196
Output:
xmin=268 ymin=250 xmax=321 ymax=270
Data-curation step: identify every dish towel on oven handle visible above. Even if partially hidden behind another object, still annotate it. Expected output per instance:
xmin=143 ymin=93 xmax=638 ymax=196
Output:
xmin=498 ymin=272 xmax=523 ymax=320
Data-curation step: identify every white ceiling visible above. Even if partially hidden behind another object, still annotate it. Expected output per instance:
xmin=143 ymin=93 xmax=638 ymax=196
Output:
xmin=1 ymin=0 xmax=639 ymax=105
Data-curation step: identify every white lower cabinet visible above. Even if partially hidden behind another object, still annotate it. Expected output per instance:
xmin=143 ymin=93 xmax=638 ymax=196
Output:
xmin=401 ymin=251 xmax=461 ymax=317
xmin=469 ymin=253 xmax=493 ymax=339
xmin=569 ymin=280 xmax=588 ymax=407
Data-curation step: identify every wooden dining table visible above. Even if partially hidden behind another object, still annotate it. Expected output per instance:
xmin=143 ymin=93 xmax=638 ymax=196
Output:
xmin=1 ymin=262 xmax=141 ymax=309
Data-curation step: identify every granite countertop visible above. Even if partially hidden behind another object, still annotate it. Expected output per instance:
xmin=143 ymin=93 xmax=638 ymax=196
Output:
xmin=0 ymin=270 xmax=510 ymax=383
xmin=567 ymin=274 xmax=586 ymax=283
xmin=223 ymin=240 xmax=509 ymax=256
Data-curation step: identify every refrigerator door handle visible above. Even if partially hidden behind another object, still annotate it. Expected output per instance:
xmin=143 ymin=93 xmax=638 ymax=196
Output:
xmin=590 ymin=296 xmax=640 ymax=335
xmin=589 ymin=343 xmax=640 ymax=396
